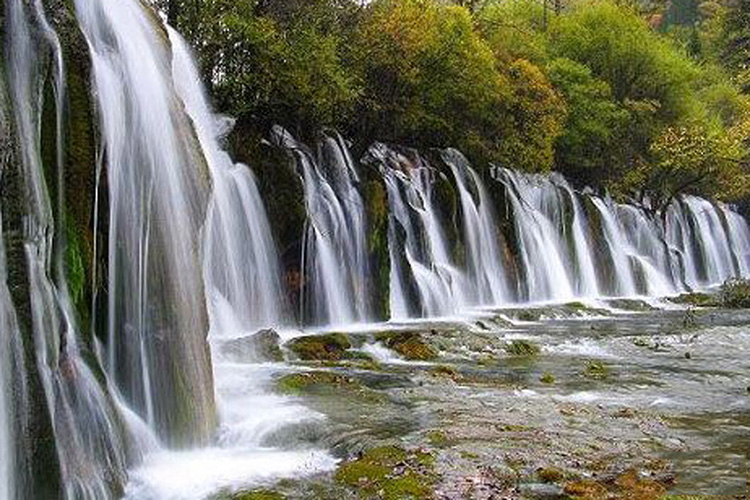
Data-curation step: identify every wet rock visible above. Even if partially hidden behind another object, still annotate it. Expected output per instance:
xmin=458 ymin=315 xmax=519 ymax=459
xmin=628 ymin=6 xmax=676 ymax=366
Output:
xmin=520 ymin=481 xmax=564 ymax=498
xmin=563 ymin=479 xmax=608 ymax=499
xmin=607 ymin=299 xmax=657 ymax=311
xmin=583 ymin=361 xmax=609 ymax=380
xmin=505 ymin=339 xmax=540 ymax=357
xmin=667 ymin=292 xmax=719 ymax=307
xmin=334 ymin=445 xmax=436 ymax=499
xmin=536 ymin=466 xmax=564 ymax=483
xmin=375 ymin=331 xmax=437 ymax=361
xmin=220 ymin=329 xmax=283 ymax=362
xmin=286 ymin=333 xmax=351 ymax=361
xmin=720 ymin=278 xmax=750 ymax=308
xmin=540 ymin=372 xmax=555 ymax=384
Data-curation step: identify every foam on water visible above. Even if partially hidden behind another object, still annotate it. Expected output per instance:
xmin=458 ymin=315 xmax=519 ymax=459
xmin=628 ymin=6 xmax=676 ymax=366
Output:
xmin=125 ymin=359 xmax=336 ymax=499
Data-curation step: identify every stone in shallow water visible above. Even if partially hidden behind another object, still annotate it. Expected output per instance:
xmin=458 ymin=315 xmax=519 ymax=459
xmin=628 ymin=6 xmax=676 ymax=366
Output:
xmin=286 ymin=333 xmax=352 ymax=361
xmin=220 ymin=329 xmax=283 ymax=362
xmin=374 ymin=331 xmax=438 ymax=361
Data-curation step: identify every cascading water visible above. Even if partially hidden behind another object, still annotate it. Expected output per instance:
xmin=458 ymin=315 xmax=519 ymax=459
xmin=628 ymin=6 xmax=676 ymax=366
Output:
xmin=492 ymin=167 xmax=576 ymax=301
xmin=722 ymin=206 xmax=750 ymax=276
xmin=0 ymin=216 xmax=23 ymax=500
xmin=3 ymin=0 xmax=750 ymax=496
xmin=5 ymin=0 xmax=133 ymax=496
xmin=443 ymin=149 xmax=509 ymax=306
xmin=371 ymin=144 xmax=470 ymax=318
xmin=617 ymin=204 xmax=676 ymax=296
xmin=169 ymin=29 xmax=287 ymax=336
xmin=666 ymin=197 xmax=738 ymax=287
xmin=75 ymin=0 xmax=216 ymax=445
xmin=122 ymin=24 xmax=336 ymax=500
xmin=277 ymin=127 xmax=371 ymax=326
xmin=557 ymin=182 xmax=600 ymax=297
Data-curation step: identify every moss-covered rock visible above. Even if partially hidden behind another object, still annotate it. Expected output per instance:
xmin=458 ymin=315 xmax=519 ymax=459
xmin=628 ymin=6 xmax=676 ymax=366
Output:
xmin=563 ymin=479 xmax=608 ymax=499
xmin=374 ymin=331 xmax=438 ymax=361
xmin=537 ymin=466 xmax=564 ymax=483
xmin=505 ymin=339 xmax=540 ymax=357
xmin=720 ymin=278 xmax=750 ymax=308
xmin=211 ymin=489 xmax=285 ymax=500
xmin=286 ymin=333 xmax=352 ymax=361
xmin=334 ymin=445 xmax=436 ymax=499
xmin=540 ymin=372 xmax=555 ymax=384
xmin=277 ymin=371 xmax=362 ymax=394
xmin=667 ymin=292 xmax=719 ymax=307
xmin=362 ymin=176 xmax=390 ymax=321
xmin=583 ymin=361 xmax=609 ymax=380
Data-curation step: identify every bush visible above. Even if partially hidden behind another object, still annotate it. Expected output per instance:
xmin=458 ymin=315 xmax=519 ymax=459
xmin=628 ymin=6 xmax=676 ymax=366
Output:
xmin=720 ymin=278 xmax=750 ymax=308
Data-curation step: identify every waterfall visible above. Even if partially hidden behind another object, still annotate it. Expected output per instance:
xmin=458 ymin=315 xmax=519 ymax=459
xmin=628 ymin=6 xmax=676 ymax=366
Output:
xmin=722 ymin=206 xmax=750 ymax=276
xmin=5 ymin=0 xmax=132 ymax=496
xmin=617 ymin=204 xmax=676 ymax=296
xmin=443 ymin=149 xmax=509 ymax=305
xmin=370 ymin=144 xmax=470 ymax=318
xmin=492 ymin=168 xmax=576 ymax=301
xmin=75 ymin=0 xmax=216 ymax=445
xmin=169 ymin=29 xmax=287 ymax=336
xmin=0 ymin=216 xmax=23 ymax=500
xmin=277 ymin=128 xmax=371 ymax=326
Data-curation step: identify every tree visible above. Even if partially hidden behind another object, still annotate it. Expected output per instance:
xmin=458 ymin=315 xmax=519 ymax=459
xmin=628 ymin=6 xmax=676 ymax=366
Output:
xmin=547 ymin=58 xmax=629 ymax=186
xmin=347 ymin=0 xmax=503 ymax=161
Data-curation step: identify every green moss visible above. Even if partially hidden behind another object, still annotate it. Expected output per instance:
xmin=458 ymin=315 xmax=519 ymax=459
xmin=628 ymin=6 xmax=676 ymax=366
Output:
xmin=667 ymin=292 xmax=718 ymax=307
xmin=335 ymin=446 xmax=436 ymax=499
xmin=540 ymin=372 xmax=555 ymax=384
xmin=583 ymin=361 xmax=609 ymax=380
xmin=286 ymin=333 xmax=352 ymax=361
xmin=375 ymin=332 xmax=438 ymax=361
xmin=564 ymin=301 xmax=588 ymax=311
xmin=505 ymin=339 xmax=540 ymax=357
xmin=276 ymin=371 xmax=383 ymax=403
xmin=430 ymin=365 xmax=459 ymax=379
xmin=363 ymin=178 xmax=391 ymax=320
xmin=65 ymin=214 xmax=86 ymax=314
xmin=211 ymin=489 xmax=285 ymax=500
xmin=537 ymin=466 xmax=564 ymax=483
xmin=563 ymin=479 xmax=608 ymax=499
xmin=277 ymin=371 xmax=358 ymax=393
xmin=426 ymin=430 xmax=450 ymax=447
xmin=516 ymin=309 xmax=542 ymax=322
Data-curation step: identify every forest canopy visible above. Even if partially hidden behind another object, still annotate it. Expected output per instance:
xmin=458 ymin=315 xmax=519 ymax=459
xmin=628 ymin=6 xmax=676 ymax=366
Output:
xmin=162 ymin=0 xmax=750 ymax=209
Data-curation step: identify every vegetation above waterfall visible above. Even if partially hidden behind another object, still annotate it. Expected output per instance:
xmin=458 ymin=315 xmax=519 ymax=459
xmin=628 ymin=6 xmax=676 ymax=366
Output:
xmin=163 ymin=0 xmax=750 ymax=208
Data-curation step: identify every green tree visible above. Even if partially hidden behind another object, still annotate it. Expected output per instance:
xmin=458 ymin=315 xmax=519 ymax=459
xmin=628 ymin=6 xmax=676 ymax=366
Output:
xmin=547 ymin=58 xmax=629 ymax=186
xmin=347 ymin=0 xmax=503 ymax=161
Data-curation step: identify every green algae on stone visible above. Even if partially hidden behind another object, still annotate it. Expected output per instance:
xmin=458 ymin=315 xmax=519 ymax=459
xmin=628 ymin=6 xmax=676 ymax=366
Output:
xmin=540 ymin=372 xmax=555 ymax=384
xmin=667 ymin=292 xmax=719 ymax=308
xmin=277 ymin=371 xmax=360 ymax=393
xmin=375 ymin=331 xmax=437 ymax=361
xmin=286 ymin=333 xmax=352 ymax=361
xmin=583 ymin=361 xmax=609 ymax=380
xmin=720 ymin=278 xmax=750 ymax=308
xmin=429 ymin=365 xmax=459 ymax=380
xmin=210 ymin=489 xmax=285 ymax=500
xmin=505 ymin=339 xmax=540 ymax=357
xmin=334 ymin=445 xmax=436 ymax=499
xmin=276 ymin=371 xmax=384 ymax=403
xmin=537 ymin=466 xmax=564 ymax=483
xmin=426 ymin=430 xmax=450 ymax=448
